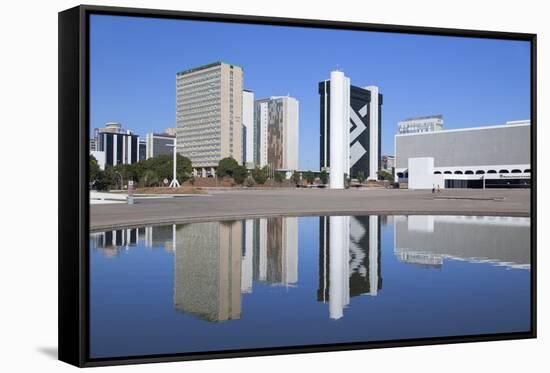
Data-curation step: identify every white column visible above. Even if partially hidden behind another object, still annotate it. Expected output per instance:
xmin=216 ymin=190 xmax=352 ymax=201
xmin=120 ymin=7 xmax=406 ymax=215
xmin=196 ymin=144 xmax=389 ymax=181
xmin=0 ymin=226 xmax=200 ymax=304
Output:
xmin=127 ymin=136 xmax=132 ymax=164
xmin=113 ymin=135 xmax=118 ymax=166
xmin=369 ymin=216 xmax=379 ymax=296
xmin=122 ymin=135 xmax=126 ymax=164
xmin=366 ymin=86 xmax=380 ymax=180
xmin=329 ymin=71 xmax=349 ymax=189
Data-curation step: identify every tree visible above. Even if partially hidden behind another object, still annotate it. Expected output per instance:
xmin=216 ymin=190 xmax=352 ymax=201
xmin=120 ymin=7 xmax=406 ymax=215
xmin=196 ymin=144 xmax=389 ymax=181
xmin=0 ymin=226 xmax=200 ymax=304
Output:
xmin=142 ymin=170 xmax=160 ymax=187
xmin=356 ymin=171 xmax=366 ymax=184
xmin=274 ymin=171 xmax=285 ymax=184
xmin=233 ymin=165 xmax=248 ymax=184
xmin=89 ymin=154 xmax=101 ymax=183
xmin=319 ymin=170 xmax=328 ymax=185
xmin=304 ymin=171 xmax=315 ymax=184
xmin=291 ymin=171 xmax=301 ymax=186
xmin=217 ymin=157 xmax=239 ymax=178
xmin=251 ymin=166 xmax=268 ymax=184
xmin=378 ymin=169 xmax=394 ymax=183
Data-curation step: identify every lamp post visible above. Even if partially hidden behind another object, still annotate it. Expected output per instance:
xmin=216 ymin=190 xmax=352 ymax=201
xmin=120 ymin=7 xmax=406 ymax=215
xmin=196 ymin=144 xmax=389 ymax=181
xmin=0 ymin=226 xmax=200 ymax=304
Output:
xmin=166 ymin=140 xmax=180 ymax=188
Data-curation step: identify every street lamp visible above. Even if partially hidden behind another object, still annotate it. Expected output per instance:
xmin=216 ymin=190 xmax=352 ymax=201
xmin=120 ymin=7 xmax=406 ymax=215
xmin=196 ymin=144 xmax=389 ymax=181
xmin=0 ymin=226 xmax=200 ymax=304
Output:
xmin=166 ymin=140 xmax=180 ymax=188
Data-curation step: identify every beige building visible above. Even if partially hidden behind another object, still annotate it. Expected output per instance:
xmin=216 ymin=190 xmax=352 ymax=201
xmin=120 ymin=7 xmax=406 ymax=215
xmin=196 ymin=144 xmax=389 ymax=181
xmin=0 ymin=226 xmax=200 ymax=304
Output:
xmin=176 ymin=61 xmax=243 ymax=177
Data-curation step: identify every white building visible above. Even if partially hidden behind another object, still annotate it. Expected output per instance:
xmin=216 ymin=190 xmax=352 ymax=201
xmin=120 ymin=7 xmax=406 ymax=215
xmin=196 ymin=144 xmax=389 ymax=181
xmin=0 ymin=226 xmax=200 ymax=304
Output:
xmin=254 ymin=96 xmax=299 ymax=171
xmin=395 ymin=120 xmax=531 ymax=189
xmin=242 ymin=90 xmax=255 ymax=168
xmin=398 ymin=114 xmax=444 ymax=134
xmin=319 ymin=70 xmax=383 ymax=186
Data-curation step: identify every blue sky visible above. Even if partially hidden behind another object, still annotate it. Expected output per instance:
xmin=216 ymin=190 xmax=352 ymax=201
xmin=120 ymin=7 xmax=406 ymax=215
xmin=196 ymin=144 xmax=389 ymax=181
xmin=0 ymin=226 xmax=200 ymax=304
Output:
xmin=90 ymin=15 xmax=530 ymax=170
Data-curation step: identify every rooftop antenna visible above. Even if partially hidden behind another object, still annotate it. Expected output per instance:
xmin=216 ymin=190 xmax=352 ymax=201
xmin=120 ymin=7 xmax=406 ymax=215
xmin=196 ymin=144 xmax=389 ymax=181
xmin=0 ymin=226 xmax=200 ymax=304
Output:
xmin=335 ymin=64 xmax=340 ymax=71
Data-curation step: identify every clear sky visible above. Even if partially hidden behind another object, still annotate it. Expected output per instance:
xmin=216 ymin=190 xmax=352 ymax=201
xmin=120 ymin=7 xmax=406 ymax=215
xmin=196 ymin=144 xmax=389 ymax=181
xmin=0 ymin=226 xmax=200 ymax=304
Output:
xmin=90 ymin=14 xmax=530 ymax=170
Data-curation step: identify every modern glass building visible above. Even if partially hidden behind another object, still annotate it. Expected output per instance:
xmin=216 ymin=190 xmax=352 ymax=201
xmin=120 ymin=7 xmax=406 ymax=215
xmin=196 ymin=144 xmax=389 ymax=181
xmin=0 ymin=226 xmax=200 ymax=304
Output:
xmin=145 ymin=132 xmax=175 ymax=159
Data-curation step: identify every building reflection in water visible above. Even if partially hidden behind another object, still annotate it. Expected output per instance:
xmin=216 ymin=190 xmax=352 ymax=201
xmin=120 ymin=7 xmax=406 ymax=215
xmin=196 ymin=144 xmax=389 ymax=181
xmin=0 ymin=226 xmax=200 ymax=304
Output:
xmin=173 ymin=221 xmax=243 ymax=322
xmin=393 ymin=215 xmax=530 ymax=269
xmin=90 ymin=228 xmax=138 ymax=258
xmin=173 ymin=217 xmax=299 ymax=322
xmin=318 ymin=216 xmax=382 ymax=320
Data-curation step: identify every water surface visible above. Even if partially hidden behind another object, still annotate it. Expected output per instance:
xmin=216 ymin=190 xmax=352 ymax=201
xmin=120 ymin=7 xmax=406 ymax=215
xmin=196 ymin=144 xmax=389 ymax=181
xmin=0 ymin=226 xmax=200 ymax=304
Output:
xmin=89 ymin=215 xmax=531 ymax=358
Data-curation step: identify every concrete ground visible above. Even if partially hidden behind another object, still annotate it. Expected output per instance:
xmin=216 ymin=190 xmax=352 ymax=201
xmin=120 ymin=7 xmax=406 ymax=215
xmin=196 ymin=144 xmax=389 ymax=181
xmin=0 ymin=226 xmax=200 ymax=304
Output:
xmin=89 ymin=188 xmax=531 ymax=231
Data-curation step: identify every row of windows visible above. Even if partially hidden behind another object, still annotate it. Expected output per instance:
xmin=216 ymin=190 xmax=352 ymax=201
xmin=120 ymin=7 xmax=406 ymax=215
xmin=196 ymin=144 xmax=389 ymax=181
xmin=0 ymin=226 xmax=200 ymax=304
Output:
xmin=397 ymin=169 xmax=530 ymax=178
xmin=433 ymin=169 xmax=530 ymax=175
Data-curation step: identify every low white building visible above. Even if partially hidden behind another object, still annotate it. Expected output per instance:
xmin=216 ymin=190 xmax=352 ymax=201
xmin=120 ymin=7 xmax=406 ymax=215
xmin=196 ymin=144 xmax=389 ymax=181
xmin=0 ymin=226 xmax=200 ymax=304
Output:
xmin=395 ymin=120 xmax=531 ymax=189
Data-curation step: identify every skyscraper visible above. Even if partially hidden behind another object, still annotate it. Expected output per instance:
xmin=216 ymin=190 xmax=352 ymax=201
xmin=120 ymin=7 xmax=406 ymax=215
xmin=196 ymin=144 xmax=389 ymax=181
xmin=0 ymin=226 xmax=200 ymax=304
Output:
xmin=254 ymin=96 xmax=299 ymax=171
xmin=176 ymin=61 xmax=243 ymax=177
xmin=242 ymin=89 xmax=255 ymax=168
xmin=319 ymin=71 xmax=383 ymax=182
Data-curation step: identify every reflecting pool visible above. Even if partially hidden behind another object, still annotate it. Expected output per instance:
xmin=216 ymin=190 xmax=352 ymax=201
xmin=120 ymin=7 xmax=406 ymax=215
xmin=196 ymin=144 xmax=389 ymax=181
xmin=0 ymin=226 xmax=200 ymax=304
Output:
xmin=89 ymin=215 xmax=531 ymax=358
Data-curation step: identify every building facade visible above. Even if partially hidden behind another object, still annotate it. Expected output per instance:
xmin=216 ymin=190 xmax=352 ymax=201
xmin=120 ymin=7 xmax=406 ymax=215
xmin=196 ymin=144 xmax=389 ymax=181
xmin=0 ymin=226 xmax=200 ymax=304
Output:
xmin=176 ymin=61 xmax=243 ymax=177
xmin=91 ymin=122 xmax=140 ymax=169
xmin=242 ymin=89 xmax=255 ymax=168
xmin=398 ymin=114 xmax=444 ymax=134
xmin=145 ymin=132 xmax=176 ymax=159
xmin=395 ymin=121 xmax=531 ymax=189
xmin=254 ymin=96 xmax=299 ymax=171
xmin=319 ymin=71 xmax=383 ymax=183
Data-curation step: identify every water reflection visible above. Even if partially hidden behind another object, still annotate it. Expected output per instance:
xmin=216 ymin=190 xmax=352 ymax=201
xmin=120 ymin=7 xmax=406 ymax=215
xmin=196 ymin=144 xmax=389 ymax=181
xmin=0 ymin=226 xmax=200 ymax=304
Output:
xmin=90 ymin=214 xmax=530 ymax=357
xmin=394 ymin=215 xmax=530 ymax=269
xmin=318 ymin=216 xmax=381 ymax=319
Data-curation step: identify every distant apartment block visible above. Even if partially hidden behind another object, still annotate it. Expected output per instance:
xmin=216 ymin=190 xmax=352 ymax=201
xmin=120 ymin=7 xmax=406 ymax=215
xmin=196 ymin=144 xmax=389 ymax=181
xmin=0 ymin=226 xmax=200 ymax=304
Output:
xmin=164 ymin=127 xmax=177 ymax=136
xmin=242 ymin=89 xmax=255 ymax=168
xmin=145 ymin=131 xmax=175 ymax=159
xmin=176 ymin=61 xmax=243 ymax=177
xmin=382 ymin=155 xmax=395 ymax=171
xmin=91 ymin=122 xmax=140 ymax=169
xmin=398 ymin=115 xmax=443 ymax=134
xmin=254 ymin=96 xmax=299 ymax=171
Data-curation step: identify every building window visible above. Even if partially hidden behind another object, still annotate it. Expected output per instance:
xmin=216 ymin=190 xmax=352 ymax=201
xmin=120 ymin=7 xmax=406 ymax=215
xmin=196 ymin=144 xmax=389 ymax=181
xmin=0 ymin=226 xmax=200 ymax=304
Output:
xmin=465 ymin=170 xmax=474 ymax=175
xmin=454 ymin=171 xmax=463 ymax=175
xmin=499 ymin=169 xmax=509 ymax=174
xmin=476 ymin=170 xmax=485 ymax=174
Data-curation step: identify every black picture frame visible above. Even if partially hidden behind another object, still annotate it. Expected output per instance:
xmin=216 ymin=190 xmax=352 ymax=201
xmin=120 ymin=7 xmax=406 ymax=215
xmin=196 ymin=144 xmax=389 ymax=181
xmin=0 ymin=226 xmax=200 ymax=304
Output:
xmin=59 ymin=4 xmax=537 ymax=367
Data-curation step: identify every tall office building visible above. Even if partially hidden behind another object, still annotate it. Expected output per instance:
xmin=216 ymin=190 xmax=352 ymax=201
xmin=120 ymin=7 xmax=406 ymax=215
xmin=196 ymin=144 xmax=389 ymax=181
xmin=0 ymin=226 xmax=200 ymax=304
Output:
xmin=242 ymin=89 xmax=255 ymax=168
xmin=254 ymin=96 xmax=299 ymax=171
xmin=319 ymin=71 xmax=383 ymax=183
xmin=176 ymin=61 xmax=243 ymax=177
xmin=91 ymin=122 xmax=140 ymax=169
xmin=145 ymin=131 xmax=175 ymax=159
xmin=398 ymin=115 xmax=443 ymax=134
